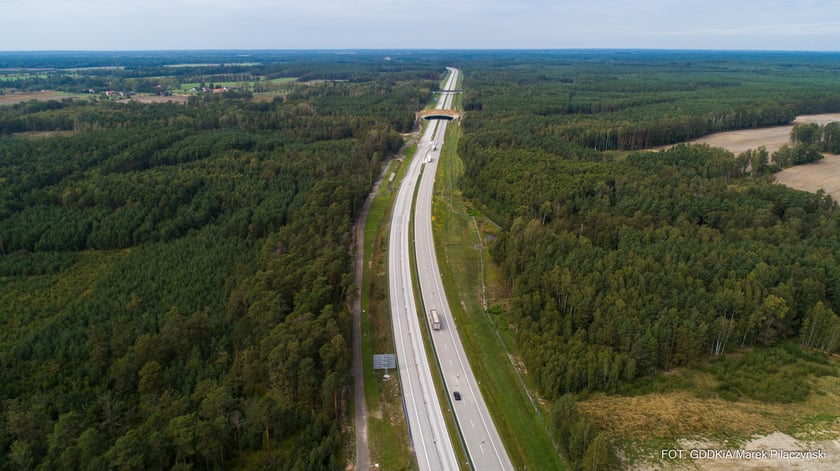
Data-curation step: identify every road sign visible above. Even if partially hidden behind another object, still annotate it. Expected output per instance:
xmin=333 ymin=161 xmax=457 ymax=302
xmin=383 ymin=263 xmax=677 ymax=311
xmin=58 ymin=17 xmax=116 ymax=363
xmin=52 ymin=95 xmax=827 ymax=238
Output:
xmin=373 ymin=354 xmax=396 ymax=378
xmin=373 ymin=354 xmax=396 ymax=370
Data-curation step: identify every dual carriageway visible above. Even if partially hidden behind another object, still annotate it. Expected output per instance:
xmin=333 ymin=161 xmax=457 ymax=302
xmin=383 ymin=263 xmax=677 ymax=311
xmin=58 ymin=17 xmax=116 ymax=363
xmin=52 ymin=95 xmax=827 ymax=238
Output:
xmin=386 ymin=68 xmax=513 ymax=471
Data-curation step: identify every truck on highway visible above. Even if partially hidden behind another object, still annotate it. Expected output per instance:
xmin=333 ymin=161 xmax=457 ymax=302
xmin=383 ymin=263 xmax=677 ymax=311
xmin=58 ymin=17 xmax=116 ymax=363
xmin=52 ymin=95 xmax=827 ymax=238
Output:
xmin=430 ymin=309 xmax=441 ymax=330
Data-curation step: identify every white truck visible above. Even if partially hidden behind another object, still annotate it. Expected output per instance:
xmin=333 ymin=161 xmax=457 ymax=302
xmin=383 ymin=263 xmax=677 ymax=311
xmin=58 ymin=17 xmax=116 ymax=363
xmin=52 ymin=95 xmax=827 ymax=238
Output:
xmin=430 ymin=309 xmax=441 ymax=330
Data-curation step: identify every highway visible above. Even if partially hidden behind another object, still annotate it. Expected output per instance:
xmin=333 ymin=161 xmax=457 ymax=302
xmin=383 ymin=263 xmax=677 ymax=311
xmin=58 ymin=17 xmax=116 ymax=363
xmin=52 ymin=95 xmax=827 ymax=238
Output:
xmin=389 ymin=67 xmax=514 ymax=471
xmin=414 ymin=69 xmax=515 ymax=471
xmin=387 ymin=69 xmax=460 ymax=471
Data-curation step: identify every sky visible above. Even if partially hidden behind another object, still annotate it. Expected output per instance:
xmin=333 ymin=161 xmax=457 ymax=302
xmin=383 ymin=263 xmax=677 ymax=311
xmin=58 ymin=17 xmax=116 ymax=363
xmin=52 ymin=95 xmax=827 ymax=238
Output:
xmin=2 ymin=0 xmax=839 ymax=51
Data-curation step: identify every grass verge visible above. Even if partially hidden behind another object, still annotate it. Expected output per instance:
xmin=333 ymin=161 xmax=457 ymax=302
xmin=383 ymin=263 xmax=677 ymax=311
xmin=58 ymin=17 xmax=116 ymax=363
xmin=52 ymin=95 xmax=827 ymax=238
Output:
xmin=431 ymin=122 xmax=567 ymax=470
xmin=361 ymin=145 xmax=415 ymax=470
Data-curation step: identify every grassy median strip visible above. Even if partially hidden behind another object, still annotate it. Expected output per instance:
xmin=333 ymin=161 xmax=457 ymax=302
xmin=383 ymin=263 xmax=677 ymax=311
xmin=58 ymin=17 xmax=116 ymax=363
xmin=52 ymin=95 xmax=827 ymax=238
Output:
xmin=432 ymin=122 xmax=568 ymax=470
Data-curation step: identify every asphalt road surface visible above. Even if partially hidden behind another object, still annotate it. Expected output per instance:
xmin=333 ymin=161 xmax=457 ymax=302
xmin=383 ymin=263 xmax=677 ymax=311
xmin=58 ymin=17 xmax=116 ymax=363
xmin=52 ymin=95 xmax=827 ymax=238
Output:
xmin=387 ymin=70 xmax=461 ymax=471
xmin=389 ymin=68 xmax=513 ymax=471
xmin=414 ymin=69 xmax=514 ymax=471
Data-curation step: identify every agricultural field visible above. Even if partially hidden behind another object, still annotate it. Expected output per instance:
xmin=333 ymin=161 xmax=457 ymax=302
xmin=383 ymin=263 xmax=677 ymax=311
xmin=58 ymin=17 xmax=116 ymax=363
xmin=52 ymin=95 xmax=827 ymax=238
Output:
xmin=775 ymin=155 xmax=840 ymax=201
xmin=0 ymin=91 xmax=80 ymax=105
xmin=667 ymin=112 xmax=840 ymax=201
xmin=687 ymin=113 xmax=840 ymax=155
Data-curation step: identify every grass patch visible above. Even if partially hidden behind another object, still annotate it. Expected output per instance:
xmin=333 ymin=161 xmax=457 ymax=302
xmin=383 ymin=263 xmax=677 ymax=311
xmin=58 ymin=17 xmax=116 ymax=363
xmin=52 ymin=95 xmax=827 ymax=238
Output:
xmin=703 ymin=342 xmax=837 ymax=403
xmin=181 ymin=77 xmax=297 ymax=92
xmin=265 ymin=77 xmax=298 ymax=84
xmin=432 ymin=122 xmax=567 ymax=470
xmin=613 ymin=342 xmax=838 ymax=403
xmin=180 ymin=81 xmax=255 ymax=90
xmin=579 ymin=343 xmax=840 ymax=466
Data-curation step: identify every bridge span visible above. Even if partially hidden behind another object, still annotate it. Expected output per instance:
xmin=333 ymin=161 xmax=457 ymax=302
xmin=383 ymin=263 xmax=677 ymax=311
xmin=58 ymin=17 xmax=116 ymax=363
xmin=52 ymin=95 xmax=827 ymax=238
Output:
xmin=417 ymin=108 xmax=463 ymax=121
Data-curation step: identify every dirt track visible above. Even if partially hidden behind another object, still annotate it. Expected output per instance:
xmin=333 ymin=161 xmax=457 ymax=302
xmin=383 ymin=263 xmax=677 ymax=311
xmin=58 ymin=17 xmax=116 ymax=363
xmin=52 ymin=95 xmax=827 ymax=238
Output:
xmin=685 ymin=433 xmax=840 ymax=471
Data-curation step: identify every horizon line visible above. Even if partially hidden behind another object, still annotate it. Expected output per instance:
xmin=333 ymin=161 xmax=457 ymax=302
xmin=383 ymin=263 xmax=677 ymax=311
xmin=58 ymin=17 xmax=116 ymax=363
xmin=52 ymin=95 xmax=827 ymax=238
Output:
xmin=1 ymin=48 xmax=840 ymax=54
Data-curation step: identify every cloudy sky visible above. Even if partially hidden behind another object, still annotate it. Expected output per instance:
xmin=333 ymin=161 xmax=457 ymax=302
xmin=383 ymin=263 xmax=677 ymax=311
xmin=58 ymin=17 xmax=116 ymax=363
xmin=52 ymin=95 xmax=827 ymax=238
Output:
xmin=2 ymin=0 xmax=838 ymax=51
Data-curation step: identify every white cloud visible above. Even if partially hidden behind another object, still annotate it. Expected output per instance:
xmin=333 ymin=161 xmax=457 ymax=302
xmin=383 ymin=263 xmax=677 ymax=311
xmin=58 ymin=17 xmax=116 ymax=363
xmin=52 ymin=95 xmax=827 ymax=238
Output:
xmin=0 ymin=0 xmax=838 ymax=50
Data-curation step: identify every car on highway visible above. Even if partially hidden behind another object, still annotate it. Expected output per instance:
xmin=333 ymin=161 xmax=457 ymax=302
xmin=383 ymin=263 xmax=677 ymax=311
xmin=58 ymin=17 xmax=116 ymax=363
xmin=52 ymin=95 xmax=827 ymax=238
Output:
xmin=453 ymin=391 xmax=461 ymax=401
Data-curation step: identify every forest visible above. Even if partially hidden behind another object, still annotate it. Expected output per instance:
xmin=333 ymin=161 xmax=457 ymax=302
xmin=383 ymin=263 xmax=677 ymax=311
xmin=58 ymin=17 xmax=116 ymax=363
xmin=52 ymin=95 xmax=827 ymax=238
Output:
xmin=0 ymin=50 xmax=445 ymax=96
xmin=454 ymin=50 xmax=840 ymax=469
xmin=0 ymin=52 xmax=441 ymax=470
xmin=460 ymin=50 xmax=840 ymax=151
xmin=6 ymin=49 xmax=840 ymax=471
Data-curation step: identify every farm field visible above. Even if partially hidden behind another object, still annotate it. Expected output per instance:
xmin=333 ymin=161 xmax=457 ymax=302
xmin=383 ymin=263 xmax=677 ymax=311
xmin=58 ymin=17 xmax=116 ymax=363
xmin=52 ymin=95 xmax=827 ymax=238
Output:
xmin=773 ymin=155 xmax=840 ymax=201
xmin=117 ymin=95 xmax=190 ymax=104
xmin=687 ymin=113 xmax=840 ymax=155
xmin=0 ymin=91 xmax=77 ymax=105
xmin=674 ymin=113 xmax=840 ymax=201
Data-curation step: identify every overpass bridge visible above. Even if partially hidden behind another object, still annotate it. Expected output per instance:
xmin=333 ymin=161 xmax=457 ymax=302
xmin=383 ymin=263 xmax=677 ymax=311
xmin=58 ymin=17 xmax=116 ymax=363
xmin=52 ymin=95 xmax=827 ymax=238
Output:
xmin=417 ymin=108 xmax=463 ymax=121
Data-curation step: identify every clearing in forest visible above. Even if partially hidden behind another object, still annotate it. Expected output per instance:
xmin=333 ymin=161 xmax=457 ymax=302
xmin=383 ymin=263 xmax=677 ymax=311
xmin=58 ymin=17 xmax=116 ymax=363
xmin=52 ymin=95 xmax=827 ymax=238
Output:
xmin=579 ymin=346 xmax=840 ymax=471
xmin=774 ymin=155 xmax=840 ymax=202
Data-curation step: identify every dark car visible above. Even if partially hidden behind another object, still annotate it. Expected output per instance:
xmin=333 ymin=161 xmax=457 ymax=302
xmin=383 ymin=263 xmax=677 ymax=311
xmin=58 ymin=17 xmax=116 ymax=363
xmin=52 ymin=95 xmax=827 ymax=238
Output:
xmin=453 ymin=391 xmax=461 ymax=401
